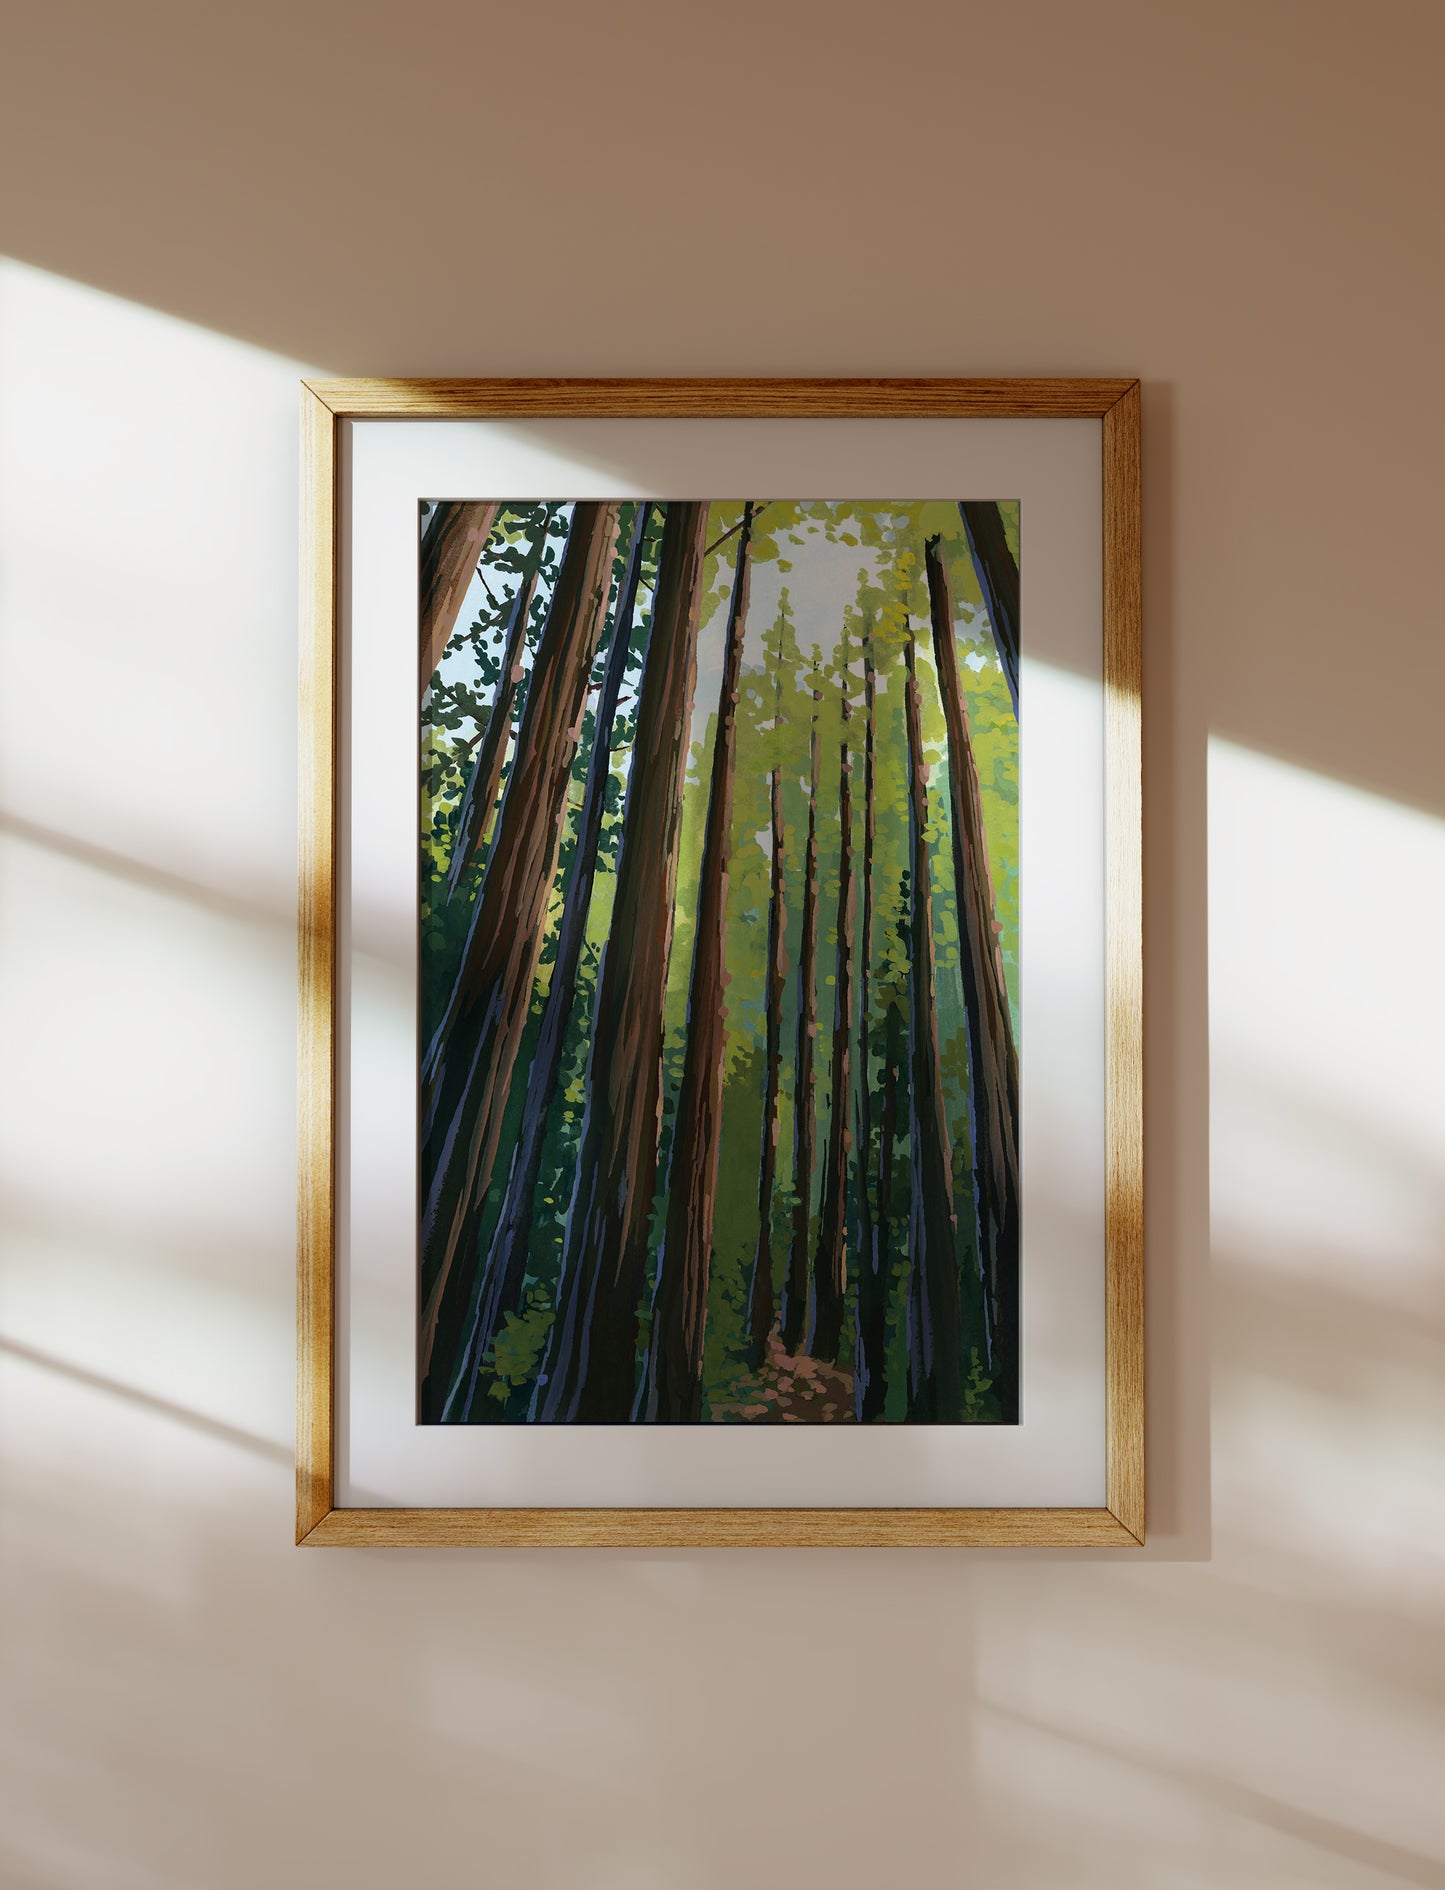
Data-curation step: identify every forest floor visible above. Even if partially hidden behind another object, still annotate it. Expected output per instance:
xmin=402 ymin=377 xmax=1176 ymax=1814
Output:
xmin=710 ymin=1331 xmax=856 ymax=1423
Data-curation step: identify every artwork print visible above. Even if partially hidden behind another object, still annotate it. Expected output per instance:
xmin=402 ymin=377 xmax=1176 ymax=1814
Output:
xmin=418 ymin=500 xmax=1020 ymax=1425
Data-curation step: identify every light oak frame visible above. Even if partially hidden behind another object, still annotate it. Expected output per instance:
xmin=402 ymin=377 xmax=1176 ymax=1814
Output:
xmin=298 ymin=378 xmax=1143 ymax=1547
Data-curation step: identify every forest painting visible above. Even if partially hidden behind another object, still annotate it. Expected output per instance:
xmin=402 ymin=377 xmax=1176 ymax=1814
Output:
xmin=417 ymin=498 xmax=1020 ymax=1426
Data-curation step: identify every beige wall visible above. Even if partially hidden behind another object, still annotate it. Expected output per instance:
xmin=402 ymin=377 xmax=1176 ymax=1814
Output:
xmin=1 ymin=3 xmax=1441 ymax=1884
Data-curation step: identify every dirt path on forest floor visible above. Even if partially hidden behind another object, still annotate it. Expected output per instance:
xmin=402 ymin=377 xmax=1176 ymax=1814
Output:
xmin=710 ymin=1330 xmax=856 ymax=1423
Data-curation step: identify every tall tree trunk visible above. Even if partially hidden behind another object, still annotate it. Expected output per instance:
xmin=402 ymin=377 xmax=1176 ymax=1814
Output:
xmin=533 ymin=502 xmax=711 ymax=1422
xmin=810 ymin=629 xmax=855 ymax=1362
xmin=442 ymin=506 xmax=653 ymax=1420
xmin=420 ymin=502 xmax=499 ymax=697
xmin=416 ymin=501 xmax=622 ymax=1408
xmin=957 ymin=501 xmax=1020 ymax=719
xmin=745 ymin=759 xmax=787 ymax=1367
xmin=903 ymin=627 xmax=967 ymax=1421
xmin=925 ymin=535 xmax=1021 ymax=1422
xmin=852 ymin=641 xmax=888 ymax=1419
xmin=640 ymin=505 xmax=757 ymax=1421
xmin=780 ymin=665 xmax=822 ymax=1355
xmin=441 ymin=515 xmax=553 ymax=908
xmin=870 ymin=996 xmax=906 ymax=1415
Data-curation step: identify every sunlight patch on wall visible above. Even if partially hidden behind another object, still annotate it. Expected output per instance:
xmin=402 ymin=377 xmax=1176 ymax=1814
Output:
xmin=1209 ymin=739 xmax=1444 ymax=1295
xmin=0 ymin=260 xmax=317 ymax=1455
xmin=1208 ymin=738 xmax=1445 ymax=1596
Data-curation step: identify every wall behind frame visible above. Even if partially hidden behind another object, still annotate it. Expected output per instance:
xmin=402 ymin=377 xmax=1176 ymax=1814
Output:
xmin=0 ymin=4 xmax=1441 ymax=1886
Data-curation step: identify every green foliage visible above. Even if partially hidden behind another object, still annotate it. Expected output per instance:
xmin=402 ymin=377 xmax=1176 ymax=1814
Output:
xmin=487 ymin=1295 xmax=554 ymax=1405
xmin=701 ymin=1048 xmax=767 ymax=1403
xmin=963 ymin=1347 xmax=997 ymax=1422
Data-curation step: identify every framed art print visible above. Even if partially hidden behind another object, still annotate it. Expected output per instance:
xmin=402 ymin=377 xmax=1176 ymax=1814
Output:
xmin=297 ymin=378 xmax=1142 ymax=1546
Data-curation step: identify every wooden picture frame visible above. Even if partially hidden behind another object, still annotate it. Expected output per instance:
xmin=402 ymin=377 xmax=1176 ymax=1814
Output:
xmin=297 ymin=378 xmax=1142 ymax=1547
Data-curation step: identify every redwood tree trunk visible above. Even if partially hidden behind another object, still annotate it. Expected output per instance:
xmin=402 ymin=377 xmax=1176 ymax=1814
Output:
xmin=442 ymin=515 xmax=552 ymax=906
xmin=640 ymin=505 xmax=757 ymax=1421
xmin=903 ymin=627 xmax=966 ymax=1422
xmin=852 ymin=643 xmax=887 ymax=1419
xmin=417 ymin=501 xmax=621 ymax=1410
xmin=533 ymin=502 xmax=711 ymax=1422
xmin=780 ymin=673 xmax=822 ymax=1356
xmin=870 ymin=995 xmax=906 ymax=1414
xmin=745 ymin=759 xmax=787 ymax=1367
xmin=925 ymin=535 xmax=1021 ymax=1422
xmin=420 ymin=502 xmax=499 ymax=697
xmin=810 ymin=632 xmax=855 ymax=1362
xmin=957 ymin=501 xmax=1020 ymax=719
xmin=443 ymin=505 xmax=653 ymax=1419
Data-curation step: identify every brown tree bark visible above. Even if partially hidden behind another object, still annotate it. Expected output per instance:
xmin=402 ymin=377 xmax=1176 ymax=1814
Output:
xmin=903 ymin=626 xmax=967 ymax=1422
xmin=443 ymin=506 xmax=653 ymax=1420
xmin=745 ymin=757 xmax=788 ymax=1367
xmin=640 ymin=505 xmax=757 ymax=1420
xmin=810 ymin=629 xmax=855 ymax=1363
xmin=925 ymin=535 xmax=1021 ymax=1421
xmin=420 ymin=502 xmax=499 ymax=697
xmin=852 ymin=638 xmax=888 ymax=1419
xmin=533 ymin=502 xmax=711 ymax=1422
xmin=873 ymin=993 xmax=905 ymax=1391
xmin=417 ymin=501 xmax=621 ymax=1407
xmin=780 ymin=662 xmax=822 ymax=1355
xmin=957 ymin=501 xmax=1020 ymax=718
xmin=441 ymin=514 xmax=553 ymax=907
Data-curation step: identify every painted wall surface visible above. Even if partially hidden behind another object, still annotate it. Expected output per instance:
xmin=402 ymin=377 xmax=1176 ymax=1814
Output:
xmin=0 ymin=4 xmax=1441 ymax=1885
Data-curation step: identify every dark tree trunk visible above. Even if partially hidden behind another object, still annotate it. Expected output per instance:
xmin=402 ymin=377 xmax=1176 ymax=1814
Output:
xmin=416 ymin=501 xmax=622 ymax=1407
xmin=902 ymin=627 xmax=967 ymax=1422
xmin=745 ymin=760 xmax=787 ymax=1367
xmin=810 ymin=630 xmax=855 ymax=1362
xmin=780 ymin=670 xmax=822 ymax=1356
xmin=533 ymin=502 xmax=711 ymax=1422
xmin=957 ymin=501 xmax=1020 ymax=719
xmin=420 ymin=502 xmax=499 ymax=697
xmin=874 ymin=995 xmax=905 ymax=1393
xmin=640 ymin=505 xmax=757 ymax=1421
xmin=852 ymin=642 xmax=888 ymax=1419
xmin=925 ymin=536 xmax=1021 ymax=1422
xmin=442 ymin=516 xmax=553 ymax=907
xmin=441 ymin=506 xmax=653 ymax=1420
